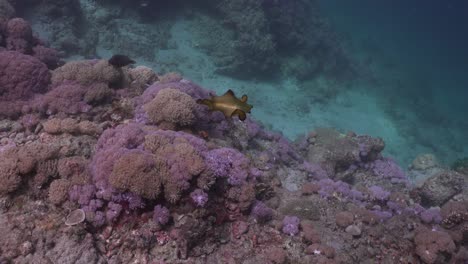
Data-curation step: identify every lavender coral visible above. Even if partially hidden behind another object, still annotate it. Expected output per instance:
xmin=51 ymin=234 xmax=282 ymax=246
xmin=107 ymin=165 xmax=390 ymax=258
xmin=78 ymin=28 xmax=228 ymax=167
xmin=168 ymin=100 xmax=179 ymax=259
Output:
xmin=91 ymin=124 xmax=209 ymax=204
xmin=153 ymin=205 xmax=170 ymax=225
xmin=31 ymin=83 xmax=93 ymax=115
xmin=0 ymin=51 xmax=50 ymax=101
xmin=282 ymin=215 xmax=300 ymax=236
xmin=368 ymin=185 xmax=390 ymax=201
xmin=204 ymin=147 xmax=251 ymax=186
xmin=371 ymin=158 xmax=407 ymax=182
xmin=190 ymin=189 xmax=209 ymax=207
xmin=251 ymin=200 xmax=274 ymax=223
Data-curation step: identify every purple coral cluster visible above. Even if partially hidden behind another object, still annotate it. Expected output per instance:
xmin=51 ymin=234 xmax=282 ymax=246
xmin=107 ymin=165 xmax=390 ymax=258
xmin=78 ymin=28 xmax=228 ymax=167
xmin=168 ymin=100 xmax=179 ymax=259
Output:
xmin=282 ymin=215 xmax=300 ymax=236
xmin=2 ymin=9 xmax=465 ymax=263
xmin=0 ymin=15 xmax=61 ymax=117
xmin=316 ymin=178 xmax=364 ymax=201
xmin=190 ymin=189 xmax=209 ymax=207
xmin=75 ymin=122 xmax=258 ymax=226
xmin=0 ymin=51 xmax=50 ymax=102
xmin=371 ymin=158 xmax=407 ymax=183
xmin=368 ymin=185 xmax=390 ymax=201
xmin=0 ymin=17 xmax=61 ymax=68
xmin=153 ymin=205 xmax=170 ymax=225
xmin=301 ymin=161 xmax=328 ymax=180
xmin=204 ymin=147 xmax=251 ymax=186
xmin=251 ymin=200 xmax=274 ymax=222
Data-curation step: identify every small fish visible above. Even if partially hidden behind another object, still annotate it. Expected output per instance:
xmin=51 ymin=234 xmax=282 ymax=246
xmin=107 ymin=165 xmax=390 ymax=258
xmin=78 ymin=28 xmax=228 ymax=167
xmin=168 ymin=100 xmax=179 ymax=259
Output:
xmin=108 ymin=54 xmax=136 ymax=68
xmin=197 ymin=89 xmax=253 ymax=121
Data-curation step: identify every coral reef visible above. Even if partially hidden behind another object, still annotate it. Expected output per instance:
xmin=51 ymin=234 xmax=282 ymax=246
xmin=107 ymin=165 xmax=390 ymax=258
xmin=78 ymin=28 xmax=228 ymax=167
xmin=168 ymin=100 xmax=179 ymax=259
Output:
xmin=0 ymin=14 xmax=467 ymax=264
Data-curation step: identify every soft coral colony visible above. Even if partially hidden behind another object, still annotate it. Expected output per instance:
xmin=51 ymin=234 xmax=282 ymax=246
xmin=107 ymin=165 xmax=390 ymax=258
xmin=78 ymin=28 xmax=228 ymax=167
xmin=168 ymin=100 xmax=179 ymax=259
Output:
xmin=1 ymin=9 xmax=468 ymax=264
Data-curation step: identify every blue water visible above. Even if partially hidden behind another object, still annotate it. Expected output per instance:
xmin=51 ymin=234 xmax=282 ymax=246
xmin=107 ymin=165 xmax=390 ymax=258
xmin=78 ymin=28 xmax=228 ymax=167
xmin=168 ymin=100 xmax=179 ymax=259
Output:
xmin=318 ymin=0 xmax=468 ymax=166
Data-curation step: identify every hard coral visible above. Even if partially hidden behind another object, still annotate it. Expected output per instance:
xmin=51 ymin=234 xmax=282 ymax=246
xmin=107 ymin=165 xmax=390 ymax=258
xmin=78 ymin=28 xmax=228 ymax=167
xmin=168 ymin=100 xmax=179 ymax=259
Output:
xmin=143 ymin=88 xmax=197 ymax=128
xmin=57 ymin=156 xmax=90 ymax=185
xmin=0 ymin=143 xmax=59 ymax=196
xmin=48 ymin=179 xmax=71 ymax=205
xmin=0 ymin=154 xmax=21 ymax=195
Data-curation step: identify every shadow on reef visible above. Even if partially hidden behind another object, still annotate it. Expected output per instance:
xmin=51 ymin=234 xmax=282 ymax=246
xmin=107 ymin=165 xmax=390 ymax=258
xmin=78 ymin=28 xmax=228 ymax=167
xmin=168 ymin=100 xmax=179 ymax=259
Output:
xmin=1 ymin=9 xmax=468 ymax=263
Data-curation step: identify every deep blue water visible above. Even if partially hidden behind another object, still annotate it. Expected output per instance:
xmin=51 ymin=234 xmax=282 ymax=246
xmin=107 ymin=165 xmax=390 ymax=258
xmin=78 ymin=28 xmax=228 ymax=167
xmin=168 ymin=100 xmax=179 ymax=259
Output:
xmin=319 ymin=0 xmax=468 ymax=165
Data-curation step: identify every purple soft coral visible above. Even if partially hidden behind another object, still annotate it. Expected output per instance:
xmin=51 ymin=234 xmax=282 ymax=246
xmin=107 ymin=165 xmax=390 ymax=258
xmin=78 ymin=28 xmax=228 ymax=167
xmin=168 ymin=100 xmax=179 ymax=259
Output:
xmin=106 ymin=202 xmax=123 ymax=222
xmin=190 ymin=189 xmax=209 ymax=207
xmin=204 ymin=147 xmax=250 ymax=186
xmin=420 ymin=208 xmax=442 ymax=224
xmin=69 ymin=184 xmax=96 ymax=205
xmin=282 ymin=215 xmax=300 ymax=236
xmin=368 ymin=185 xmax=390 ymax=201
xmin=251 ymin=200 xmax=274 ymax=222
xmin=153 ymin=205 xmax=170 ymax=225
xmin=372 ymin=158 xmax=407 ymax=182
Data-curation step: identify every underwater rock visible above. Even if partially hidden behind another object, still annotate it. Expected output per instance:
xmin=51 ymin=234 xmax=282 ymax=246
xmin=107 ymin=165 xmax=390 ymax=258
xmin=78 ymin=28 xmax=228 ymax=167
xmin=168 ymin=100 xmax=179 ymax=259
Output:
xmin=345 ymin=224 xmax=362 ymax=237
xmin=419 ymin=170 xmax=465 ymax=207
xmin=410 ymin=153 xmax=439 ymax=171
